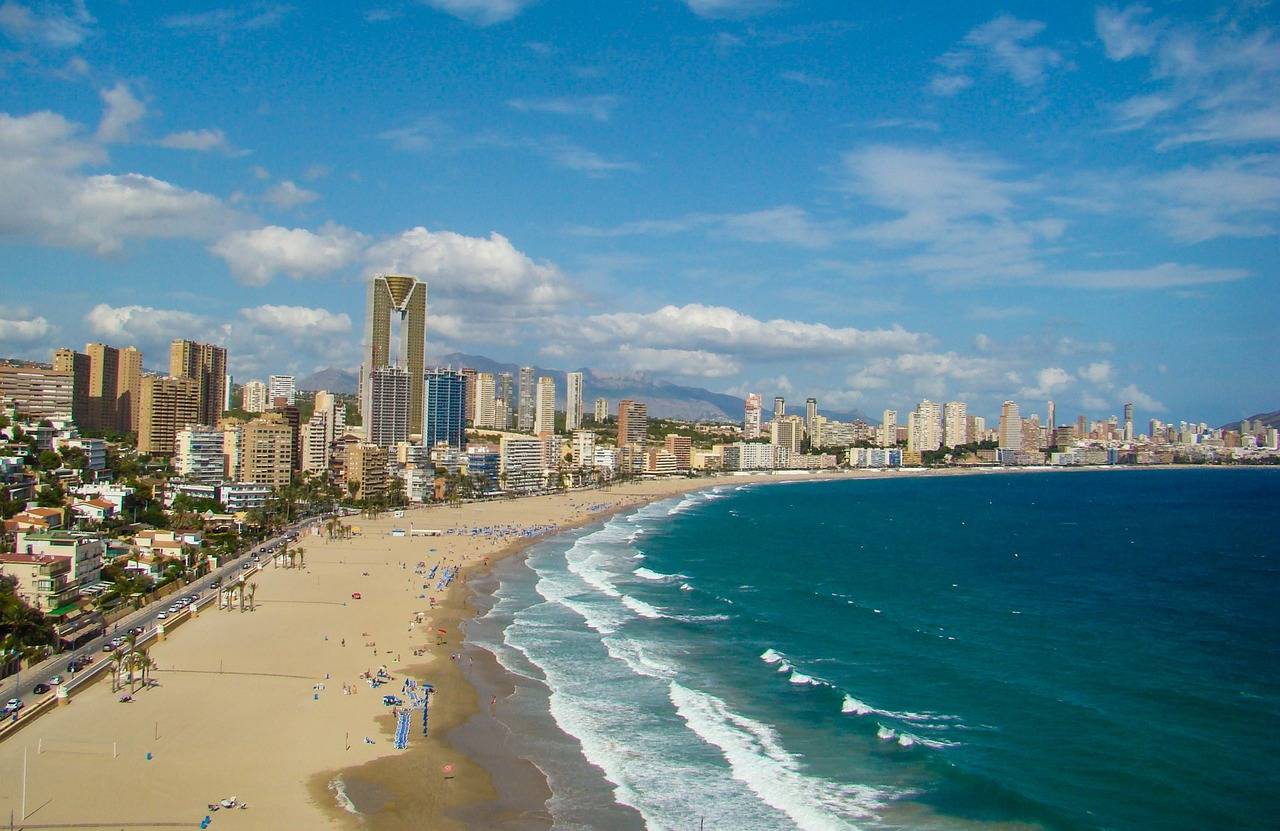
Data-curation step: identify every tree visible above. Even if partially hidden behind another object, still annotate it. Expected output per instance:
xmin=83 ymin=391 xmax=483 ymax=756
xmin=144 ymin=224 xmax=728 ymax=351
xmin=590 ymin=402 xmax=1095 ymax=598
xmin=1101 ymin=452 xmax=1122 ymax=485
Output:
xmin=37 ymin=449 xmax=61 ymax=471
xmin=247 ymin=582 xmax=257 ymax=611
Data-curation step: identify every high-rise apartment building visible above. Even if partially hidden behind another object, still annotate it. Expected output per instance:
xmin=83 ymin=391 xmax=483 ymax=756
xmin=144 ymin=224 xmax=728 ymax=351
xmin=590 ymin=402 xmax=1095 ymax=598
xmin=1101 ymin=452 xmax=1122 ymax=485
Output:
xmin=771 ymin=415 xmax=804 ymax=455
xmin=222 ymin=425 xmax=243 ymax=481
xmin=743 ymin=393 xmax=762 ymax=439
xmin=943 ymin=401 xmax=968 ymax=448
xmin=268 ymin=374 xmax=296 ymax=407
xmin=805 ymin=398 xmax=817 ymax=437
xmin=998 ymin=401 xmax=1023 ymax=451
xmin=460 ymin=367 xmax=478 ymax=426
xmin=617 ymin=399 xmax=648 ymax=448
xmin=52 ymin=348 xmax=91 ymax=426
xmin=424 ymin=368 xmax=466 ymax=449
xmin=224 ymin=374 xmax=234 ymax=413
xmin=881 ymin=409 xmax=897 ymax=447
xmin=565 ymin=371 xmax=584 ymax=431
xmin=571 ymin=430 xmax=596 ymax=467
xmin=0 ymin=364 xmax=72 ymax=420
xmin=243 ymin=380 xmax=268 ymax=413
xmin=53 ymin=343 xmax=141 ymax=432
xmin=138 ymin=375 xmax=200 ymax=456
xmin=534 ymin=376 xmax=556 ymax=437
xmin=1047 ymin=400 xmax=1056 ymax=436
xmin=517 ymin=366 xmax=535 ymax=432
xmin=270 ymin=403 xmax=302 ymax=471
xmin=664 ymin=434 xmax=692 ymax=470
xmin=474 ymin=372 xmax=497 ymax=429
xmin=593 ymin=397 xmax=609 ymax=423
xmin=367 ymin=365 xmax=411 ymax=447
xmin=169 ymin=339 xmax=227 ymax=427
xmin=497 ymin=372 xmax=514 ymax=430
xmin=362 ymin=274 xmax=427 ymax=436
xmin=85 ymin=344 xmax=119 ymax=430
xmin=1123 ymin=402 xmax=1134 ymax=442
xmin=345 ymin=442 xmax=388 ymax=502
xmin=240 ymin=415 xmax=293 ymax=488
xmin=117 ymin=346 xmax=142 ymax=432
xmin=773 ymin=396 xmax=786 ymax=420
xmin=175 ymin=425 xmax=226 ymax=483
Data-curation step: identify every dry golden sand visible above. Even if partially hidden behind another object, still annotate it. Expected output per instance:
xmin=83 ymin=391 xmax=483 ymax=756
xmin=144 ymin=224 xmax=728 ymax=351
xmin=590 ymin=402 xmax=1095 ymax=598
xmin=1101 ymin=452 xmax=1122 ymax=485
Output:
xmin=0 ymin=467 xmax=1120 ymax=829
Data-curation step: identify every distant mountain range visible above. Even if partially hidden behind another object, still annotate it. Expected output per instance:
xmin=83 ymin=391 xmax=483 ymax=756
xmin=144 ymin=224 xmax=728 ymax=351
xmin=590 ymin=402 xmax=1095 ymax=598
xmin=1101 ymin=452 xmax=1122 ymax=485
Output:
xmin=1223 ymin=410 xmax=1280 ymax=431
xmin=298 ymin=354 xmax=865 ymax=423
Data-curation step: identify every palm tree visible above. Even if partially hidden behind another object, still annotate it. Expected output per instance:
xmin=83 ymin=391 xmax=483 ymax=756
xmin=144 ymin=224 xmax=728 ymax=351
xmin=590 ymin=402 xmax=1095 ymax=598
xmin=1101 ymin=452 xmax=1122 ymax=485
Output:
xmin=294 ymin=546 xmax=305 ymax=570
xmin=247 ymin=582 xmax=257 ymax=611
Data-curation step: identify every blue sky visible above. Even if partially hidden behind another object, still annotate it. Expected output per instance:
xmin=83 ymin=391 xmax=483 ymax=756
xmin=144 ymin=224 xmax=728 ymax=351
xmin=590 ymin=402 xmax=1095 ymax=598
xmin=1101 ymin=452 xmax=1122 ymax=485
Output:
xmin=1 ymin=0 xmax=1277 ymax=425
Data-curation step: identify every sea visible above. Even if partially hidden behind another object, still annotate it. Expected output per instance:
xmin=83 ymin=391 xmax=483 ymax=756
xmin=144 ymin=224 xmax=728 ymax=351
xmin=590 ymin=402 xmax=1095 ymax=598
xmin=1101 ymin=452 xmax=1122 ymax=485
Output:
xmin=464 ymin=468 xmax=1280 ymax=831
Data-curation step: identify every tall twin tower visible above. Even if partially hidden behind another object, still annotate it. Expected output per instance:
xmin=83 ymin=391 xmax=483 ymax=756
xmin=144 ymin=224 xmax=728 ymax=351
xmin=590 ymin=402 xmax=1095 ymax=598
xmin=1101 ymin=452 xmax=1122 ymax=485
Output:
xmin=361 ymin=274 xmax=427 ymax=445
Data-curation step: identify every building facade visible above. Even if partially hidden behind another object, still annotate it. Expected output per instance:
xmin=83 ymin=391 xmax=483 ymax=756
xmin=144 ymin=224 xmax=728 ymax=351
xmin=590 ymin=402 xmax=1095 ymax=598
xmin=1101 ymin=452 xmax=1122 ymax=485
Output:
xmin=362 ymin=274 xmax=427 ymax=436
xmin=169 ymin=339 xmax=227 ymax=427
xmin=743 ymin=393 xmax=762 ymax=440
xmin=565 ymin=371 xmax=584 ymax=431
xmin=138 ymin=375 xmax=200 ymax=455
xmin=239 ymin=415 xmax=293 ymax=487
xmin=424 ymin=368 xmax=466 ymax=449
xmin=0 ymin=364 xmax=72 ymax=420
xmin=176 ymin=425 xmax=227 ymax=483
xmin=534 ymin=377 xmax=556 ymax=436
xmin=617 ymin=399 xmax=648 ymax=449
xmin=367 ymin=365 xmax=411 ymax=447
xmin=268 ymin=374 xmax=296 ymax=406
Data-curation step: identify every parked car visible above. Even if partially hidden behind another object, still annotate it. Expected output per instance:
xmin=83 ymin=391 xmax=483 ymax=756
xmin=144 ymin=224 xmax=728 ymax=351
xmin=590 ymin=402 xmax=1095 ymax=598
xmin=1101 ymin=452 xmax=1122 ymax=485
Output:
xmin=156 ymin=611 xmax=168 ymax=620
xmin=32 ymin=683 xmax=49 ymax=695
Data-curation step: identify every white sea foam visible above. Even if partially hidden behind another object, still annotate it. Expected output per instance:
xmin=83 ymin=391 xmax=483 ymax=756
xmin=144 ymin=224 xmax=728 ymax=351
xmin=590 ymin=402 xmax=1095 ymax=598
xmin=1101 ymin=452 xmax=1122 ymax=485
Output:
xmin=328 ymin=778 xmax=359 ymax=815
xmin=760 ymin=648 xmax=786 ymax=664
xmin=679 ymin=582 xmax=694 ymax=592
xmin=621 ymin=594 xmax=665 ymax=619
xmin=839 ymin=694 xmax=947 ymax=724
xmin=633 ymin=567 xmax=681 ymax=581
xmin=674 ymin=613 xmax=731 ymax=623
xmin=789 ymin=671 xmax=825 ymax=686
xmin=670 ymin=681 xmax=891 ymax=831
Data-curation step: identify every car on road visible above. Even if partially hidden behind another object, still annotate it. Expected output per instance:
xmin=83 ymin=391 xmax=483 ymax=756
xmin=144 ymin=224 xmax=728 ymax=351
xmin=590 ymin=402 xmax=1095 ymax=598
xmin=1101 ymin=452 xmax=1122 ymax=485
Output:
xmin=48 ymin=675 xmax=62 ymax=685
xmin=131 ymin=627 xmax=144 ymax=636
xmin=211 ymin=579 xmax=221 ymax=588
xmin=32 ymin=683 xmax=49 ymax=695
xmin=188 ymin=594 xmax=199 ymax=602
xmin=241 ymin=563 xmax=251 ymax=570
xmin=4 ymin=698 xmax=22 ymax=714
xmin=156 ymin=611 xmax=168 ymax=620
xmin=102 ymin=643 xmax=114 ymax=652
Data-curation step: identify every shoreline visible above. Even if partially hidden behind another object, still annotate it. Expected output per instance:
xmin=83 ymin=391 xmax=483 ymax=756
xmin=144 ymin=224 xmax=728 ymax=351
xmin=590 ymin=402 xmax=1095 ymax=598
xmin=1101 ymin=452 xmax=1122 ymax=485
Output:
xmin=0 ymin=465 xmax=1251 ymax=829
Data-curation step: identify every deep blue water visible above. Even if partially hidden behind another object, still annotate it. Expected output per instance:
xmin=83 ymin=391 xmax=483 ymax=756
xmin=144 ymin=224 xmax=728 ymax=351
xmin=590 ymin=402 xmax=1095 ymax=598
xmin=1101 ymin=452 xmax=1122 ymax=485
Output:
xmin=472 ymin=469 xmax=1280 ymax=831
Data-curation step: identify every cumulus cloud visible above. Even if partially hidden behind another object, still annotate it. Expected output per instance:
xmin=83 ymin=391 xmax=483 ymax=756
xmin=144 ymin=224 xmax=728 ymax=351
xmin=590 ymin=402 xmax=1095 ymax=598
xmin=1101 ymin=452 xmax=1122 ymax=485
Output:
xmin=1118 ymin=383 xmax=1165 ymax=412
xmin=0 ymin=307 xmax=52 ymax=345
xmin=96 ymin=82 xmax=145 ymax=143
xmin=211 ymin=224 xmax=367 ymax=285
xmin=264 ymin=179 xmax=320 ymax=209
xmin=1079 ymin=360 xmax=1114 ymax=385
xmin=1021 ymin=366 xmax=1074 ymax=398
xmin=570 ymin=304 xmax=929 ymax=360
xmin=419 ymin=0 xmax=535 ymax=26
xmin=238 ymin=304 xmax=352 ymax=336
xmin=0 ymin=0 xmax=93 ymax=47
xmin=84 ymin=303 xmax=221 ymax=349
xmin=364 ymin=226 xmax=575 ymax=308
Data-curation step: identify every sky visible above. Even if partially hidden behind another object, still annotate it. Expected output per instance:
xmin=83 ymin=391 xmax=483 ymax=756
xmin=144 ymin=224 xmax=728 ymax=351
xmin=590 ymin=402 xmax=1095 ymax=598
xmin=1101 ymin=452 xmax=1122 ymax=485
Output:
xmin=1 ymin=0 xmax=1277 ymax=425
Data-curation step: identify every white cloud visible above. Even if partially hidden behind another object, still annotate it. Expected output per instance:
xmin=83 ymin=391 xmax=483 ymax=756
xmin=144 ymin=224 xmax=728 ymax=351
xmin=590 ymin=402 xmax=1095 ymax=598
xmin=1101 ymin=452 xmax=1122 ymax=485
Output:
xmin=683 ymin=0 xmax=782 ymax=19
xmin=211 ymin=224 xmax=367 ymax=286
xmin=507 ymin=95 xmax=619 ymax=122
xmin=264 ymin=180 xmax=320 ymax=209
xmin=930 ymin=14 xmax=1064 ymax=94
xmin=614 ymin=348 xmax=741 ymax=378
xmin=571 ymin=304 xmax=929 ymax=360
xmin=238 ymin=304 xmax=352 ymax=336
xmin=377 ymin=116 xmax=450 ymax=152
xmin=0 ymin=112 xmax=237 ymax=254
xmin=1095 ymin=4 xmax=1158 ymax=61
xmin=1021 ymin=366 xmax=1074 ymax=398
xmin=0 ymin=0 xmax=92 ymax=47
xmin=1145 ymin=155 xmax=1280 ymax=242
xmin=780 ymin=70 xmax=834 ymax=87
xmin=419 ymin=0 xmax=535 ymax=26
xmin=1118 ymin=383 xmax=1165 ymax=412
xmin=0 ymin=308 xmax=51 ymax=344
xmin=162 ymin=6 xmax=292 ymax=33
xmin=570 ymin=204 xmax=840 ymax=248
xmin=1078 ymin=360 xmax=1114 ymax=385
xmin=157 ymin=128 xmax=233 ymax=153
xmin=84 ymin=302 xmax=220 ymax=348
xmin=96 ymin=82 xmax=145 ymax=143
xmin=542 ymin=139 xmax=638 ymax=176
xmin=1042 ymin=263 xmax=1248 ymax=289
xmin=364 ymin=226 xmax=575 ymax=309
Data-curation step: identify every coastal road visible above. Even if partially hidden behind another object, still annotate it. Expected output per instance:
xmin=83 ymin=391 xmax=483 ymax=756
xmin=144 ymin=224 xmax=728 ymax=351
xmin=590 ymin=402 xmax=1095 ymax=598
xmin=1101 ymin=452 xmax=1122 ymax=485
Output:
xmin=0 ymin=514 xmax=329 ymax=722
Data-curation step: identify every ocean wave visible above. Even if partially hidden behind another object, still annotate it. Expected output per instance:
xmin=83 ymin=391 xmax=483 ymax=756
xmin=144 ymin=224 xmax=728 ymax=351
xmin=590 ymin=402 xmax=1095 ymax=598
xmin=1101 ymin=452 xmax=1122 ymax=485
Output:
xmin=679 ymin=582 xmax=694 ymax=592
xmin=760 ymin=648 xmax=786 ymax=664
xmin=789 ymin=671 xmax=827 ymax=686
xmin=633 ymin=567 xmax=683 ymax=581
xmin=839 ymin=694 xmax=946 ymax=723
xmin=673 ymin=613 xmax=731 ymax=623
xmin=328 ymin=778 xmax=359 ymax=815
xmin=670 ymin=682 xmax=892 ymax=830
xmin=875 ymin=725 xmax=957 ymax=750
xmin=621 ymin=594 xmax=666 ymax=619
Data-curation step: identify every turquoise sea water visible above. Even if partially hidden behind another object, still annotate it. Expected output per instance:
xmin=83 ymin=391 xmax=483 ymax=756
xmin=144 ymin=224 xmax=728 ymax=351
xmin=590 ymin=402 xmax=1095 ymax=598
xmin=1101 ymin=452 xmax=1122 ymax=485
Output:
xmin=469 ymin=469 xmax=1280 ymax=830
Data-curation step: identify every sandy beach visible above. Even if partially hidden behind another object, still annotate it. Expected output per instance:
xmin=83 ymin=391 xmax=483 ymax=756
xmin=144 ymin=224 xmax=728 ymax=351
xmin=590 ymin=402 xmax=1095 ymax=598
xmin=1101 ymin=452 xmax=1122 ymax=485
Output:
xmin=0 ymin=466 xmax=1157 ymax=829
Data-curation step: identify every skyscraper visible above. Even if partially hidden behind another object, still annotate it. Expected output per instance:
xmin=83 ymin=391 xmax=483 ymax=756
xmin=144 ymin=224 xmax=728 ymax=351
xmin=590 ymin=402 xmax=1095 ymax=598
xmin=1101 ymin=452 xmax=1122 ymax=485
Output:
xmin=617 ymin=399 xmax=648 ymax=448
xmin=881 ymin=409 xmax=897 ymax=447
xmin=743 ymin=393 xmax=762 ymax=439
xmin=518 ymin=366 xmax=535 ymax=432
xmin=998 ymin=401 xmax=1022 ymax=451
xmin=534 ymin=376 xmax=556 ymax=436
xmin=86 ymin=343 xmax=119 ymax=430
xmin=362 ymin=274 xmax=427 ymax=436
xmin=1047 ymin=400 xmax=1056 ymax=433
xmin=138 ymin=375 xmax=200 ymax=456
xmin=565 ymin=371 xmax=584 ymax=431
xmin=268 ymin=374 xmax=296 ymax=406
xmin=773 ymin=396 xmax=786 ymax=420
xmin=367 ymin=365 xmax=410 ymax=447
xmin=52 ymin=348 xmax=91 ymax=427
xmin=497 ymin=371 xmax=514 ymax=429
xmin=805 ymin=398 xmax=817 ymax=437
xmin=1123 ymin=402 xmax=1134 ymax=442
xmin=169 ymin=339 xmax=227 ymax=427
xmin=460 ymin=367 xmax=478 ymax=426
xmin=424 ymin=368 xmax=466 ymax=449
xmin=944 ymin=401 xmax=968 ymax=448
xmin=117 ymin=346 xmax=142 ymax=433
xmin=474 ymin=372 xmax=497 ymax=429
xmin=243 ymin=380 xmax=268 ymax=413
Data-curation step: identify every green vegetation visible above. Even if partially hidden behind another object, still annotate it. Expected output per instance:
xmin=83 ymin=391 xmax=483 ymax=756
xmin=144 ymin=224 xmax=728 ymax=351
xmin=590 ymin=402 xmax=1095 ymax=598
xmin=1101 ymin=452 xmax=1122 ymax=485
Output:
xmin=0 ymin=575 xmax=57 ymax=662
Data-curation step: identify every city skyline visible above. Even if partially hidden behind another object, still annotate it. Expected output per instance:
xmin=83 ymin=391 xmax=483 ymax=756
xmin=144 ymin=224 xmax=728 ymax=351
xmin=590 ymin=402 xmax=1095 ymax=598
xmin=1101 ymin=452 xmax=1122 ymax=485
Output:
xmin=0 ymin=2 xmax=1277 ymax=425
